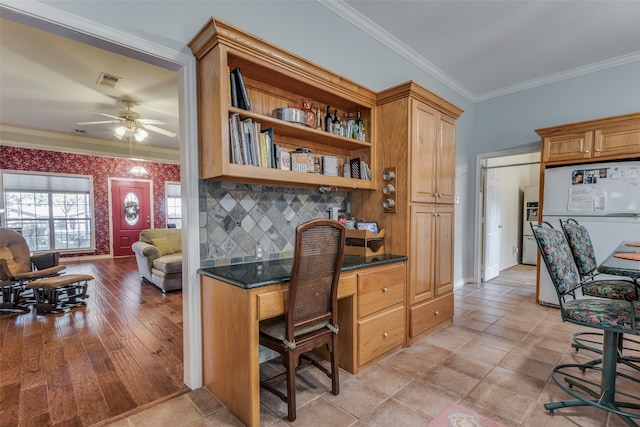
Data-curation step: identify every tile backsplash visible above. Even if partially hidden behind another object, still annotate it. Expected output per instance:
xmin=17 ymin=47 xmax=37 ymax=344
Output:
xmin=199 ymin=180 xmax=350 ymax=267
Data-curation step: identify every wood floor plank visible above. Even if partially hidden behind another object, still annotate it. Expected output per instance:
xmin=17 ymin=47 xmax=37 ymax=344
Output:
xmin=44 ymin=346 xmax=78 ymax=424
xmin=0 ymin=382 xmax=21 ymax=427
xmin=62 ymin=333 xmax=101 ymax=397
xmin=97 ymin=371 xmax=137 ymax=416
xmin=18 ymin=384 xmax=50 ymax=426
xmin=20 ymin=332 xmax=47 ymax=390
xmin=74 ymin=390 xmax=111 ymax=426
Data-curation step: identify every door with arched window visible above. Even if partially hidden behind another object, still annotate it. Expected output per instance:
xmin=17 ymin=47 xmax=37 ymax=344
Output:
xmin=110 ymin=179 xmax=152 ymax=257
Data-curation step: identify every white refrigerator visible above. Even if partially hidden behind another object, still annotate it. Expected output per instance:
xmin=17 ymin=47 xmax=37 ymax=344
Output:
xmin=538 ymin=160 xmax=640 ymax=306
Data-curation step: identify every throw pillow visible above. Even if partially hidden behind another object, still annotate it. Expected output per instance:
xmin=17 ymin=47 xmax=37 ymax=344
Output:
xmin=152 ymin=237 xmax=174 ymax=256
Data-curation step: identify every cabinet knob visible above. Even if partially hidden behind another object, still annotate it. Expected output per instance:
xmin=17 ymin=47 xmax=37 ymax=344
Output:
xmin=383 ymin=332 xmax=388 ymax=338
xmin=382 ymin=287 xmax=388 ymax=293
xmin=595 ymin=148 xmax=601 ymax=152
xmin=585 ymin=150 xmax=590 ymax=154
xmin=434 ymin=310 xmax=439 ymax=317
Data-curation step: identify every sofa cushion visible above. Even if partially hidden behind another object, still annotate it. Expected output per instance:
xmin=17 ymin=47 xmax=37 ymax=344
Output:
xmin=139 ymin=228 xmax=182 ymax=253
xmin=153 ymin=254 xmax=182 ymax=274
xmin=152 ymin=236 xmax=174 ymax=256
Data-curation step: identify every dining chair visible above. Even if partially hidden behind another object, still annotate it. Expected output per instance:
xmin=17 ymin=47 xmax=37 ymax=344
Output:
xmin=559 ymin=218 xmax=640 ymax=366
xmin=259 ymin=218 xmax=346 ymax=422
xmin=530 ymin=222 xmax=640 ymax=424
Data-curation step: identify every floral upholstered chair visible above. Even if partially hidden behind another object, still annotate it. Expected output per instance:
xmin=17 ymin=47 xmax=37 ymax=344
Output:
xmin=560 ymin=218 xmax=638 ymax=300
xmin=530 ymin=221 xmax=640 ymax=424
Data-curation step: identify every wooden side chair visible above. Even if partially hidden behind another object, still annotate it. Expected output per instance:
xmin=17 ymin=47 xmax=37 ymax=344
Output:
xmin=559 ymin=218 xmax=640 ymax=367
xmin=531 ymin=222 xmax=640 ymax=424
xmin=259 ymin=219 xmax=346 ymax=422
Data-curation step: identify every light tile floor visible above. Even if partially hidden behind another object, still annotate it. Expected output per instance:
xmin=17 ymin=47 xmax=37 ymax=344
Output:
xmin=102 ymin=268 xmax=639 ymax=426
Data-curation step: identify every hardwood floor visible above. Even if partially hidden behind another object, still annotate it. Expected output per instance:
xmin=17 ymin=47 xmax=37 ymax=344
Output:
xmin=0 ymin=258 xmax=186 ymax=427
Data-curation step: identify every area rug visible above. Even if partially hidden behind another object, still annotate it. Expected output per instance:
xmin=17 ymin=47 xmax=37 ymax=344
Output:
xmin=427 ymin=403 xmax=506 ymax=427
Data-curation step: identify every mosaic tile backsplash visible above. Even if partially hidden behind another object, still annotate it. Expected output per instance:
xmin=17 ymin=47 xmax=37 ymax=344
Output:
xmin=199 ymin=181 xmax=350 ymax=267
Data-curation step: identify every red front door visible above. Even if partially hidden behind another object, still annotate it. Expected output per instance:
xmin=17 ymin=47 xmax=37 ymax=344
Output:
xmin=111 ymin=179 xmax=151 ymax=257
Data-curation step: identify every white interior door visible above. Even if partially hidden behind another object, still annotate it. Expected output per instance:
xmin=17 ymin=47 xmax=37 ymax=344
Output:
xmin=483 ymin=169 xmax=501 ymax=281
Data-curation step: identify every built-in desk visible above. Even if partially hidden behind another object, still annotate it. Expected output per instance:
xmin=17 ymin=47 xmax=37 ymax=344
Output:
xmin=198 ymin=255 xmax=407 ymax=427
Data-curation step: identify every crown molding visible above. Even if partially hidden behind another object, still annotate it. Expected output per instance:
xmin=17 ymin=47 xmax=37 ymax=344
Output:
xmin=0 ymin=125 xmax=179 ymax=164
xmin=319 ymin=1 xmax=640 ymax=103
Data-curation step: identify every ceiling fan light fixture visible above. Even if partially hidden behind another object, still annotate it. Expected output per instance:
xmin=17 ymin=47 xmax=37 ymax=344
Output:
xmin=114 ymin=125 xmax=127 ymax=139
xmin=134 ymin=128 xmax=148 ymax=142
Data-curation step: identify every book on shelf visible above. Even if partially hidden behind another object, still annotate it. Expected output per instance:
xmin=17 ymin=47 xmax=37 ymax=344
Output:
xmin=278 ymin=147 xmax=291 ymax=171
xmin=229 ymin=113 xmax=243 ymax=164
xmin=229 ymin=67 xmax=239 ymax=108
xmin=230 ymin=67 xmax=252 ymax=112
xmin=260 ymin=127 xmax=275 ymax=169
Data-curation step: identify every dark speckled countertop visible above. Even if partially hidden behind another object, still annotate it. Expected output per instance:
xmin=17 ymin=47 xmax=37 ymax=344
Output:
xmin=198 ymin=254 xmax=407 ymax=289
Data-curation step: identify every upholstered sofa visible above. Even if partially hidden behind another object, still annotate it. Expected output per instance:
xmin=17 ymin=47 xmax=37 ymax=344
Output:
xmin=131 ymin=228 xmax=182 ymax=292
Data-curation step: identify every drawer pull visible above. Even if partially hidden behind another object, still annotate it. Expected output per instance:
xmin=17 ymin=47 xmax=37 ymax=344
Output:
xmin=383 ymin=332 xmax=388 ymax=338
xmin=434 ymin=310 xmax=439 ymax=317
xmin=382 ymin=287 xmax=388 ymax=293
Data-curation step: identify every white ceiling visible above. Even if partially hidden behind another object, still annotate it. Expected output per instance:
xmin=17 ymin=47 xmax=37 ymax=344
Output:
xmin=1 ymin=1 xmax=639 ymax=152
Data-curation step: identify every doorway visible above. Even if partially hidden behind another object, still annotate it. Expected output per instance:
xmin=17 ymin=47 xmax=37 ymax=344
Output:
xmin=478 ymin=149 xmax=540 ymax=283
xmin=111 ymin=178 xmax=152 ymax=256
xmin=1 ymin=2 xmax=202 ymax=392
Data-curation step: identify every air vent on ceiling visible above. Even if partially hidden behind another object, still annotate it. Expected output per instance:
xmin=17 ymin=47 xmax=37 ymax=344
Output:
xmin=97 ymin=72 xmax=121 ymax=88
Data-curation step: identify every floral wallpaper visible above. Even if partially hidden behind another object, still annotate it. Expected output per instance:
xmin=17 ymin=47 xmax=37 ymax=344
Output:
xmin=0 ymin=145 xmax=180 ymax=257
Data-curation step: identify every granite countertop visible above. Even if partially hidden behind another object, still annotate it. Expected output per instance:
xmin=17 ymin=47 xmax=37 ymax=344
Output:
xmin=198 ymin=254 xmax=408 ymax=289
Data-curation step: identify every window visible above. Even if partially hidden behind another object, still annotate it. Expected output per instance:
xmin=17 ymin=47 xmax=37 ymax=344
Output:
xmin=2 ymin=172 xmax=94 ymax=252
xmin=165 ymin=182 xmax=182 ymax=229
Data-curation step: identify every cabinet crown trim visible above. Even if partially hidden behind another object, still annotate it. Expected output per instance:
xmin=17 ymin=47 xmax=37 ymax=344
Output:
xmin=376 ymin=81 xmax=463 ymax=119
xmin=535 ymin=112 xmax=640 ymax=137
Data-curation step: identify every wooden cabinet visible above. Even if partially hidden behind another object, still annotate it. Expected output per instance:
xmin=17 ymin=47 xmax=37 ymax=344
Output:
xmin=408 ymin=205 xmax=454 ymax=306
xmin=188 ymin=18 xmax=378 ymax=190
xmin=410 ymin=100 xmax=457 ymax=204
xmin=356 ymin=263 xmax=406 ymax=368
xmin=353 ymin=81 xmax=462 ymax=346
xmin=537 ymin=113 xmax=640 ymax=164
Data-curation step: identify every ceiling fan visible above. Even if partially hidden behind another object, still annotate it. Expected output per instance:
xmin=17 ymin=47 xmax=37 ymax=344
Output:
xmin=77 ymin=99 xmax=176 ymax=141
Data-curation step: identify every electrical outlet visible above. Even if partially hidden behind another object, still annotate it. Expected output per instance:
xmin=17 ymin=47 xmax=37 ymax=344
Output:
xmin=255 ymin=245 xmax=263 ymax=260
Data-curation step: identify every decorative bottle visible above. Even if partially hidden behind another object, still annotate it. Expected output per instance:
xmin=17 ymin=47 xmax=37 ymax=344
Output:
xmin=354 ymin=110 xmax=363 ymax=140
xmin=332 ymin=109 xmax=341 ymax=136
xmin=324 ymin=105 xmax=332 ymax=133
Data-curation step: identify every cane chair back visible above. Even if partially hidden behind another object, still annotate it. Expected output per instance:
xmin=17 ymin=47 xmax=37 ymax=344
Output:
xmin=259 ymin=218 xmax=346 ymax=422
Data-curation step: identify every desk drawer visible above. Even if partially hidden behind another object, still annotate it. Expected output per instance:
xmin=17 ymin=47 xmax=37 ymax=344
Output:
xmin=358 ymin=263 xmax=405 ymax=318
xmin=256 ymin=273 xmax=358 ymax=321
xmin=358 ymin=304 xmax=405 ymax=366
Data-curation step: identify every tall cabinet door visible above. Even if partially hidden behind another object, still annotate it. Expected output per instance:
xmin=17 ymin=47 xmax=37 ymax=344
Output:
xmin=436 ymin=116 xmax=456 ymax=204
xmin=434 ymin=205 xmax=454 ymax=296
xmin=410 ymin=100 xmax=437 ymax=203
xmin=409 ymin=204 xmax=435 ymax=305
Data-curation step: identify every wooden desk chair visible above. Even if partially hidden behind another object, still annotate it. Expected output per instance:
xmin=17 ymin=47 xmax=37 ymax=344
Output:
xmin=259 ymin=219 xmax=346 ymax=422
xmin=559 ymin=218 xmax=640 ymax=367
xmin=531 ymin=222 xmax=640 ymax=424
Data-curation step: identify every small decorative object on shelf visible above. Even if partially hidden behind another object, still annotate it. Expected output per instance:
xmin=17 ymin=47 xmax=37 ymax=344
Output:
xmin=345 ymin=227 xmax=385 ymax=256
xmin=332 ymin=109 xmax=342 ymax=136
xmin=324 ymin=105 xmax=332 ymax=133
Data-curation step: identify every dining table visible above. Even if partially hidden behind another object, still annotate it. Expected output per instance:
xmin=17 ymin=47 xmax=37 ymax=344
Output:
xmin=597 ymin=241 xmax=640 ymax=280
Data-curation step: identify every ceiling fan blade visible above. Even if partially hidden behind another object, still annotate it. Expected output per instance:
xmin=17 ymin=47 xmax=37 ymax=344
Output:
xmin=137 ymin=118 xmax=165 ymax=125
xmin=77 ymin=120 xmax=119 ymax=125
xmin=94 ymin=112 xmax=123 ymax=120
xmin=145 ymin=124 xmax=177 ymax=138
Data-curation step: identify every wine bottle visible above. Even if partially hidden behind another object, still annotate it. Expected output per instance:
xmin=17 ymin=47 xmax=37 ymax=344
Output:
xmin=354 ymin=110 xmax=363 ymax=140
xmin=316 ymin=106 xmax=322 ymax=130
xmin=332 ymin=109 xmax=341 ymax=136
xmin=324 ymin=105 xmax=332 ymax=133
